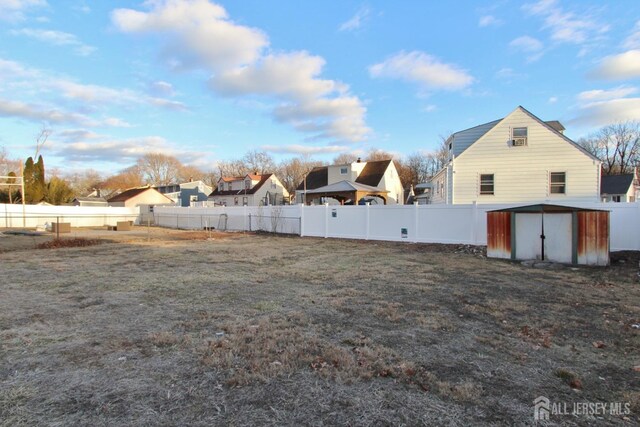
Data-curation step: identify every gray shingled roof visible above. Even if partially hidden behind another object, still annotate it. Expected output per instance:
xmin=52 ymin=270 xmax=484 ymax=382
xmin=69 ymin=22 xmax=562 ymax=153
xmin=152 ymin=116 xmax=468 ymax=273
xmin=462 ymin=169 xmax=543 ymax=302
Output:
xmin=601 ymin=174 xmax=634 ymax=195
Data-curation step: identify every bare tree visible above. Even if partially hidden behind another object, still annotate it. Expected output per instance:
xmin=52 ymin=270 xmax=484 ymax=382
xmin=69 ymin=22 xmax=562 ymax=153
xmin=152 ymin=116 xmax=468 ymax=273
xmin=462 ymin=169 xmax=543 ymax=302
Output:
xmin=64 ymin=169 xmax=103 ymax=197
xmin=0 ymin=147 xmax=21 ymax=177
xmin=365 ymin=148 xmax=395 ymax=162
xmin=333 ymin=152 xmax=359 ymax=164
xmin=34 ymin=125 xmax=52 ymax=158
xmin=276 ymin=156 xmax=324 ymax=194
xmin=177 ymin=164 xmax=207 ymax=183
xmin=101 ymin=165 xmax=144 ymax=195
xmin=242 ymin=150 xmax=276 ymax=174
xmin=217 ymin=159 xmax=250 ymax=178
xmin=578 ymin=121 xmax=640 ymax=175
xmin=136 ymin=153 xmax=183 ymax=185
xmin=401 ymin=152 xmax=433 ymax=187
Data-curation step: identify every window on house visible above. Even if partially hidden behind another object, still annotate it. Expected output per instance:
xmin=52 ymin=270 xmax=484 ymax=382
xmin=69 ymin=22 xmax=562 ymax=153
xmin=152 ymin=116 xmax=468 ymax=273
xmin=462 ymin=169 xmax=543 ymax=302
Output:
xmin=512 ymin=127 xmax=528 ymax=146
xmin=612 ymin=195 xmax=621 ymax=203
xmin=243 ymin=196 xmax=248 ymax=205
xmin=234 ymin=197 xmax=239 ymax=205
xmin=449 ymin=142 xmax=452 ymax=151
xmin=190 ymin=195 xmax=198 ymax=202
xmin=480 ymin=174 xmax=494 ymax=195
xmin=340 ymin=167 xmax=348 ymax=175
xmin=245 ymin=180 xmax=251 ymax=190
xmin=271 ymin=179 xmax=277 ymax=189
xmin=550 ymin=172 xmax=566 ymax=194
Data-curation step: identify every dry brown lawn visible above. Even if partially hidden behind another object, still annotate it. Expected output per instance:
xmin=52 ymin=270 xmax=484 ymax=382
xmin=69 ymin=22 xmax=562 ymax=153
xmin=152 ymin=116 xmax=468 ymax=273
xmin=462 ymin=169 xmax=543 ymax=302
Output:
xmin=0 ymin=228 xmax=638 ymax=426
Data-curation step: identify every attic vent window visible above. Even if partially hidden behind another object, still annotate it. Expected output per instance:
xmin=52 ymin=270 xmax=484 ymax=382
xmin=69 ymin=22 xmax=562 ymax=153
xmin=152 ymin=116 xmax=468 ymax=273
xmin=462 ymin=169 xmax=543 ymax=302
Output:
xmin=512 ymin=127 xmax=528 ymax=146
xmin=340 ymin=167 xmax=348 ymax=175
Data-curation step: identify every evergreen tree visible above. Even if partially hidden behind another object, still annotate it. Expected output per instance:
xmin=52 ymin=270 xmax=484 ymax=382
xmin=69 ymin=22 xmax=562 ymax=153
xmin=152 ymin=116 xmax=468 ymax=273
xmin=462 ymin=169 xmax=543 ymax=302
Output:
xmin=46 ymin=176 xmax=74 ymax=205
xmin=23 ymin=156 xmax=46 ymax=203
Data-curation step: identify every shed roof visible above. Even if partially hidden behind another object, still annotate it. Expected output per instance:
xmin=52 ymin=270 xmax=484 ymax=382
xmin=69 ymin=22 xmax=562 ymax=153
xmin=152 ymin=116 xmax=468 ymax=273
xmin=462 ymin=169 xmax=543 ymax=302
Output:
xmin=489 ymin=203 xmax=608 ymax=213
xmin=601 ymin=174 xmax=634 ymax=195
xmin=305 ymin=180 xmax=388 ymax=194
xmin=74 ymin=196 xmax=107 ymax=203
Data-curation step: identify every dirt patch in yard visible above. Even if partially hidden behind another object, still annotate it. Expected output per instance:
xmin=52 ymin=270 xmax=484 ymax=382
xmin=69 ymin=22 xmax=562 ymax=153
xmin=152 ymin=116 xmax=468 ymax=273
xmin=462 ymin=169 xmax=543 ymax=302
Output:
xmin=0 ymin=230 xmax=638 ymax=425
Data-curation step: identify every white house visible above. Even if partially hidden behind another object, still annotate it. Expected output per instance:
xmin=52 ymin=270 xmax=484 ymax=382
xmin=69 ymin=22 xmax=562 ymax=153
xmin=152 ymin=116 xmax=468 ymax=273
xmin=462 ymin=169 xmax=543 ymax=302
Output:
xmin=600 ymin=172 xmax=639 ymax=202
xmin=295 ymin=159 xmax=404 ymax=205
xmin=428 ymin=106 xmax=602 ymax=204
xmin=208 ymin=173 xmax=289 ymax=206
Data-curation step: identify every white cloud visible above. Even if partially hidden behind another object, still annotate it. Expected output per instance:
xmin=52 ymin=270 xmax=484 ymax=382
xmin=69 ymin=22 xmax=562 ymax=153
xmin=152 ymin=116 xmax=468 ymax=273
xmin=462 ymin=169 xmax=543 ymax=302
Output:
xmin=571 ymin=83 xmax=640 ymax=127
xmin=112 ymin=0 xmax=267 ymax=72
xmin=339 ymin=6 xmax=370 ymax=32
xmin=261 ymin=144 xmax=349 ymax=155
xmin=10 ymin=28 xmax=95 ymax=56
xmin=0 ymin=98 xmax=128 ymax=127
xmin=590 ymin=50 xmax=640 ymax=80
xmin=572 ymin=98 xmax=640 ymax=127
xmin=577 ymin=86 xmax=638 ymax=102
xmin=495 ymin=67 xmax=526 ymax=81
xmin=509 ymin=36 xmax=544 ymax=62
xmin=478 ymin=15 xmax=501 ymax=28
xmin=112 ymin=0 xmax=369 ymax=142
xmin=523 ymin=0 xmax=606 ymax=44
xmin=624 ymin=20 xmax=640 ymax=49
xmin=51 ymin=133 xmax=208 ymax=165
xmin=0 ymin=57 xmax=189 ymax=114
xmin=548 ymin=96 xmax=558 ymax=103
xmin=369 ymin=51 xmax=474 ymax=91
xmin=0 ymin=0 xmax=47 ymax=22
xmin=149 ymin=81 xmax=175 ymax=97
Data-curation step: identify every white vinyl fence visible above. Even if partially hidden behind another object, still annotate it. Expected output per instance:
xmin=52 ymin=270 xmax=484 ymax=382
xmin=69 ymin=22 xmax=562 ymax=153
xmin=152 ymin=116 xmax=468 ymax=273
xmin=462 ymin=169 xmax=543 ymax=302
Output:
xmin=0 ymin=203 xmax=140 ymax=228
xmin=155 ymin=202 xmax=640 ymax=251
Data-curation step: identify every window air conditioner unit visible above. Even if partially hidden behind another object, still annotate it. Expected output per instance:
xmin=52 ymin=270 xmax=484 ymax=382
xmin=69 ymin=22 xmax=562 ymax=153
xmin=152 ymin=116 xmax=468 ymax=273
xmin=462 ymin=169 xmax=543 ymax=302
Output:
xmin=512 ymin=137 xmax=527 ymax=146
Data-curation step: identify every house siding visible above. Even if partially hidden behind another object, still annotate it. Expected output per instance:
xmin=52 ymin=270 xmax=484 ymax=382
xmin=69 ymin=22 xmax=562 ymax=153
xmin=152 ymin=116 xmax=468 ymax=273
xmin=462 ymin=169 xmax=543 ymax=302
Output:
xmin=450 ymin=108 xmax=600 ymax=204
xmin=377 ymin=162 xmax=404 ymax=204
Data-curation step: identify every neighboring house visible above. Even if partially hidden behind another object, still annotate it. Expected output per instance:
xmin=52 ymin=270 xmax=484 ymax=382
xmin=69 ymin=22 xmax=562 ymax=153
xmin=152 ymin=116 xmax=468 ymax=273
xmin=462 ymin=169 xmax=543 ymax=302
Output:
xmin=601 ymin=173 xmax=639 ymax=202
xmin=428 ymin=106 xmax=602 ymax=204
xmin=295 ymin=159 xmax=404 ymax=205
xmin=72 ymin=197 xmax=108 ymax=207
xmin=107 ymin=186 xmax=175 ymax=207
xmin=208 ymin=173 xmax=289 ymax=206
xmin=155 ymin=180 xmax=213 ymax=207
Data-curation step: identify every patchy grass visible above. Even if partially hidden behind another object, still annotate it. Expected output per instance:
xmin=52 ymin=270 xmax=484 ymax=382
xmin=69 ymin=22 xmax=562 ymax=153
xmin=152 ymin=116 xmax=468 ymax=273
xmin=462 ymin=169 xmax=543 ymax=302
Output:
xmin=0 ymin=230 xmax=638 ymax=425
xmin=35 ymin=237 xmax=102 ymax=249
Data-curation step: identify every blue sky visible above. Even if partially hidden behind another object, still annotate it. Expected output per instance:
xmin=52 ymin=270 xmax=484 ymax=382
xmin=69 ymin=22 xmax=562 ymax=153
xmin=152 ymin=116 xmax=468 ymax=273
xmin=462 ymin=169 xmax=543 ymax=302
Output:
xmin=1 ymin=0 xmax=639 ymax=174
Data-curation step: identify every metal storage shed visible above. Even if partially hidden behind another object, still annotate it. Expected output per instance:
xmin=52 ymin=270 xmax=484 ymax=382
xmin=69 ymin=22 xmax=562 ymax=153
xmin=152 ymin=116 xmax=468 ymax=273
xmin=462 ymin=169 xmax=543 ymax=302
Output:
xmin=487 ymin=204 xmax=609 ymax=266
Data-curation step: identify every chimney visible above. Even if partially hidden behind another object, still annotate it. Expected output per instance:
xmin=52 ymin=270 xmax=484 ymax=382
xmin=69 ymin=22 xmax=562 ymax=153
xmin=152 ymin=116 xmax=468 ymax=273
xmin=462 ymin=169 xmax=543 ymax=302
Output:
xmin=189 ymin=176 xmax=193 ymax=182
xmin=356 ymin=157 xmax=361 ymax=163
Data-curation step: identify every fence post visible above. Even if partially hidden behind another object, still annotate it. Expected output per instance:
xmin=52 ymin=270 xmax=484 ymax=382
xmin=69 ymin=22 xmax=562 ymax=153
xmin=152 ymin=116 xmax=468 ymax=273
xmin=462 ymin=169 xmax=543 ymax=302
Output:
xmin=365 ymin=202 xmax=370 ymax=240
xmin=413 ymin=202 xmax=419 ymax=243
xmin=249 ymin=214 xmax=252 ymax=232
xmin=324 ymin=203 xmax=329 ymax=239
xmin=299 ymin=204 xmax=304 ymax=237
xmin=244 ymin=205 xmax=248 ymax=232
xmin=147 ymin=218 xmax=150 ymax=242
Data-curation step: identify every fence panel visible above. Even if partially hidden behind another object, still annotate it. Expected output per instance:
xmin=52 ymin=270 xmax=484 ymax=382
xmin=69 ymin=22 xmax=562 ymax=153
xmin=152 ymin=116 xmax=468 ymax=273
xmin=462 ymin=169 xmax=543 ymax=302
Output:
xmin=152 ymin=202 xmax=640 ymax=251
